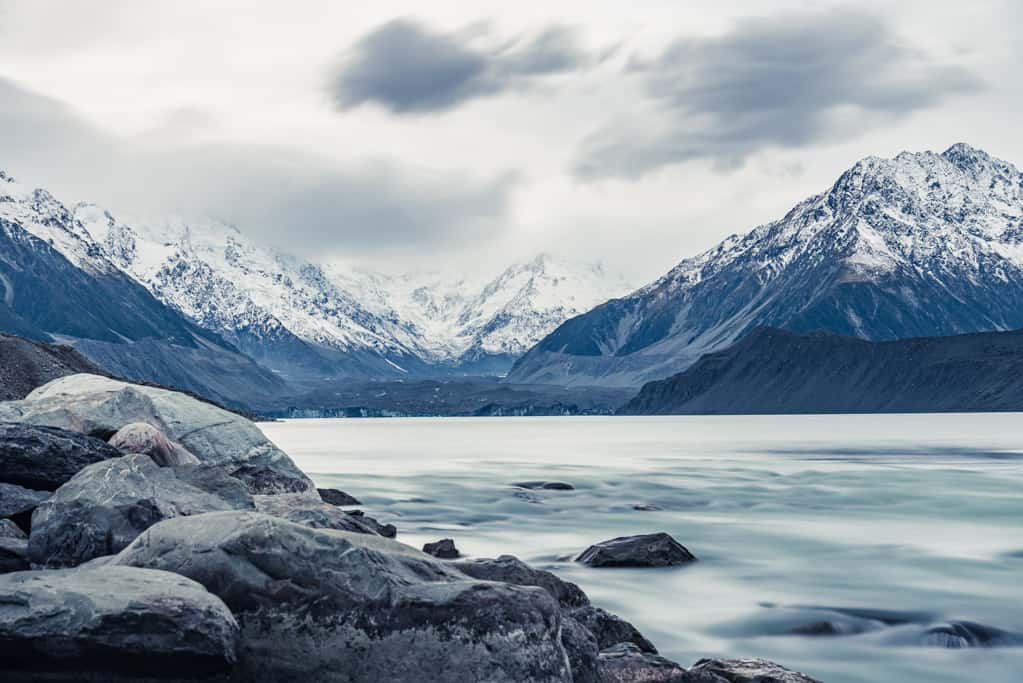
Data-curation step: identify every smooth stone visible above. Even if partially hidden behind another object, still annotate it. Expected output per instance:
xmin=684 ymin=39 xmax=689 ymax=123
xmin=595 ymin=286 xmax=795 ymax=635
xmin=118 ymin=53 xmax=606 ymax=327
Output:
xmin=0 ymin=422 xmax=122 ymax=490
xmin=514 ymin=481 xmax=575 ymax=491
xmin=0 ymin=565 xmax=238 ymax=681
xmin=920 ymin=621 xmax=1023 ymax=648
xmin=689 ymin=658 xmax=822 ymax=683
xmin=423 ymin=538 xmax=460 ymax=559
xmin=253 ymin=494 xmax=381 ymax=535
xmin=0 ymin=482 xmax=48 ymax=533
xmin=632 ymin=504 xmax=663 ymax=511
xmin=0 ymin=519 xmax=26 ymax=540
xmin=596 ymin=643 xmax=697 ymax=683
xmin=454 ymin=555 xmax=590 ymax=608
xmin=109 ymin=421 xmax=200 ymax=466
xmin=1 ymin=374 xmax=314 ymax=495
xmin=28 ymin=454 xmax=254 ymax=568
xmin=569 ymin=605 xmax=658 ymax=653
xmin=576 ymin=532 xmax=697 ymax=568
xmin=561 ymin=615 xmax=600 ymax=683
xmin=0 ymin=537 xmax=29 ymax=573
xmin=318 ymin=487 xmax=361 ymax=506
xmin=347 ymin=509 xmax=397 ymax=537
xmin=109 ymin=511 xmax=572 ymax=682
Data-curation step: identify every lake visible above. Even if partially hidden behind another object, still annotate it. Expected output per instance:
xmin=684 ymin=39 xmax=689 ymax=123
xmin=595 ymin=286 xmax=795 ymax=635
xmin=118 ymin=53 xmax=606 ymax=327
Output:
xmin=261 ymin=414 xmax=1023 ymax=683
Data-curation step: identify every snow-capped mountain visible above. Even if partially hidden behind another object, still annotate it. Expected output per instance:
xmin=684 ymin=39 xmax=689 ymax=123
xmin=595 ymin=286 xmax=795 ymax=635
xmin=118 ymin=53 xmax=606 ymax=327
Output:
xmin=509 ymin=143 xmax=1023 ymax=387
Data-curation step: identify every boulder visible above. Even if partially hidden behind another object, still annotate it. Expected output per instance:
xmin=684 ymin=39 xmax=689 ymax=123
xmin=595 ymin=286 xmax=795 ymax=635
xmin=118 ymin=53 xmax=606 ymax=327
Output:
xmin=454 ymin=555 xmax=589 ymax=608
xmin=561 ymin=615 xmax=600 ymax=683
xmin=513 ymin=481 xmax=575 ymax=491
xmin=253 ymin=494 xmax=380 ymax=535
xmin=347 ymin=508 xmax=397 ymax=537
xmin=110 ymin=511 xmax=572 ymax=682
xmin=0 ymin=565 xmax=238 ymax=681
xmin=423 ymin=538 xmax=460 ymax=559
xmin=0 ymin=374 xmax=313 ymax=495
xmin=0 ymin=519 xmax=26 ymax=540
xmin=920 ymin=621 xmax=1023 ymax=648
xmin=689 ymin=658 xmax=822 ymax=683
xmin=569 ymin=605 xmax=658 ymax=653
xmin=0 ymin=482 xmax=48 ymax=533
xmin=28 ymin=454 xmax=254 ymax=568
xmin=576 ymin=533 xmax=696 ymax=568
xmin=0 ymin=422 xmax=122 ymax=490
xmin=596 ymin=643 xmax=696 ymax=683
xmin=108 ymin=421 xmax=200 ymax=466
xmin=318 ymin=487 xmax=361 ymax=506
xmin=0 ymin=537 xmax=28 ymax=573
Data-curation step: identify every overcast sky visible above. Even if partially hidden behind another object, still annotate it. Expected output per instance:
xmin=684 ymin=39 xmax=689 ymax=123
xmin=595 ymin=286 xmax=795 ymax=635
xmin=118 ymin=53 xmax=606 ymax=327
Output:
xmin=0 ymin=0 xmax=1019 ymax=282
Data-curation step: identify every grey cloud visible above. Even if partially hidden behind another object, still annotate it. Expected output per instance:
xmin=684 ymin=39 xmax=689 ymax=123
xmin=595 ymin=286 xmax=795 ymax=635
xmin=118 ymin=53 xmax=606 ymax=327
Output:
xmin=575 ymin=9 xmax=984 ymax=179
xmin=0 ymin=77 xmax=513 ymax=257
xmin=331 ymin=18 xmax=590 ymax=114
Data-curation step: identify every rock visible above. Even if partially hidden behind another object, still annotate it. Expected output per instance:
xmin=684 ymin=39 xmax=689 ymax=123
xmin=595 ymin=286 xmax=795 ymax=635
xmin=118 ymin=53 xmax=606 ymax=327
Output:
xmin=689 ymin=658 xmax=822 ymax=683
xmin=1 ymin=374 xmax=314 ymax=495
xmin=632 ymin=504 xmax=663 ymax=511
xmin=0 ymin=422 xmax=122 ymax=490
xmin=569 ymin=605 xmax=658 ymax=653
xmin=423 ymin=538 xmax=460 ymax=559
xmin=514 ymin=481 xmax=575 ymax=491
xmin=920 ymin=621 xmax=1023 ymax=648
xmin=0 ymin=519 xmax=26 ymax=540
xmin=576 ymin=533 xmax=696 ymax=568
xmin=347 ymin=508 xmax=397 ymax=537
xmin=28 ymin=454 xmax=254 ymax=568
xmin=0 ymin=482 xmax=48 ymax=533
xmin=110 ymin=511 xmax=572 ymax=682
xmin=253 ymin=494 xmax=381 ymax=535
xmin=108 ymin=421 xmax=200 ymax=467
xmin=561 ymin=615 xmax=600 ymax=683
xmin=454 ymin=555 xmax=590 ymax=608
xmin=0 ymin=537 xmax=28 ymax=573
xmin=597 ymin=643 xmax=696 ymax=683
xmin=318 ymin=487 xmax=361 ymax=506
xmin=0 ymin=565 xmax=238 ymax=680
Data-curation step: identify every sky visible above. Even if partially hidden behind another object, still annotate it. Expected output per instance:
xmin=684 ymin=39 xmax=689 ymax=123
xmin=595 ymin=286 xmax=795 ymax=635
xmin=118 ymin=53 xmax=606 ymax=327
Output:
xmin=0 ymin=0 xmax=1019 ymax=283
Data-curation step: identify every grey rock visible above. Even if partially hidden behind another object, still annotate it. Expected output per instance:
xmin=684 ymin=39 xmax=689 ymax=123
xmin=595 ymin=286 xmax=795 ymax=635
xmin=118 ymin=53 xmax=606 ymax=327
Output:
xmin=569 ymin=605 xmax=657 ymax=653
xmin=561 ymin=615 xmax=600 ymax=683
xmin=689 ymin=658 xmax=822 ymax=683
xmin=253 ymin=494 xmax=380 ymax=535
xmin=0 ymin=422 xmax=122 ymax=490
xmin=28 ymin=454 xmax=254 ymax=568
xmin=347 ymin=508 xmax=397 ymax=537
xmin=0 ymin=519 xmax=26 ymax=540
xmin=110 ymin=511 xmax=572 ymax=682
xmin=576 ymin=533 xmax=696 ymax=568
xmin=514 ymin=481 xmax=575 ymax=491
xmin=920 ymin=621 xmax=1023 ymax=648
xmin=423 ymin=538 xmax=460 ymax=558
xmin=0 ymin=565 xmax=238 ymax=681
xmin=0 ymin=537 xmax=28 ymax=573
xmin=0 ymin=482 xmax=48 ymax=533
xmin=109 ymin=421 xmax=200 ymax=466
xmin=597 ymin=643 xmax=696 ymax=683
xmin=454 ymin=555 xmax=589 ymax=608
xmin=318 ymin=487 xmax=361 ymax=506
xmin=2 ymin=374 xmax=314 ymax=495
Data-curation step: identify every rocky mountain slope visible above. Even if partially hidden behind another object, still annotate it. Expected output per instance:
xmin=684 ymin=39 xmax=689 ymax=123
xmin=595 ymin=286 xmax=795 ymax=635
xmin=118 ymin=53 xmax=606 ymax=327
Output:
xmin=509 ymin=144 xmax=1023 ymax=387
xmin=0 ymin=333 xmax=103 ymax=400
xmin=621 ymin=327 xmax=1023 ymax=414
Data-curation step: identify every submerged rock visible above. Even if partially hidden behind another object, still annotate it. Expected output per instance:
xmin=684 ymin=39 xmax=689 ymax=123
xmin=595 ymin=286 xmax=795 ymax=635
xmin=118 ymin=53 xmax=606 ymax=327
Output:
xmin=920 ymin=621 xmax=1023 ymax=648
xmin=0 ymin=422 xmax=122 ymax=490
xmin=569 ymin=605 xmax=658 ymax=653
xmin=597 ymin=643 xmax=694 ymax=682
xmin=29 ymin=454 xmax=254 ymax=567
xmin=454 ymin=555 xmax=589 ymax=608
xmin=110 ymin=511 xmax=572 ymax=682
xmin=0 ymin=482 xmax=48 ymax=533
xmin=0 ymin=565 xmax=238 ymax=681
xmin=576 ymin=533 xmax=696 ymax=568
xmin=689 ymin=657 xmax=822 ymax=683
xmin=423 ymin=538 xmax=460 ymax=558
xmin=318 ymin=487 xmax=361 ymax=506
xmin=253 ymin=494 xmax=381 ymax=535
xmin=514 ymin=481 xmax=575 ymax=491
xmin=108 ymin=421 xmax=199 ymax=467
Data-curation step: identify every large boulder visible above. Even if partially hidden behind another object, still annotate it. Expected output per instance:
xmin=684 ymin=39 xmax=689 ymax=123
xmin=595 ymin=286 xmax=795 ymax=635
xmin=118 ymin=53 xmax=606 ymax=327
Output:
xmin=0 ymin=482 xmax=48 ymax=533
xmin=0 ymin=374 xmax=313 ymax=495
xmin=252 ymin=494 xmax=381 ymax=535
xmin=576 ymin=533 xmax=697 ymax=568
xmin=688 ymin=658 xmax=822 ymax=683
xmin=108 ymin=422 xmax=200 ymax=467
xmin=0 ymin=537 xmax=28 ymax=573
xmin=0 ymin=519 xmax=26 ymax=540
xmin=0 ymin=565 xmax=239 ymax=681
xmin=110 ymin=511 xmax=572 ymax=682
xmin=569 ymin=605 xmax=658 ymax=653
xmin=454 ymin=555 xmax=590 ymax=608
xmin=0 ymin=422 xmax=122 ymax=490
xmin=561 ymin=615 xmax=600 ymax=683
xmin=29 ymin=454 xmax=255 ymax=567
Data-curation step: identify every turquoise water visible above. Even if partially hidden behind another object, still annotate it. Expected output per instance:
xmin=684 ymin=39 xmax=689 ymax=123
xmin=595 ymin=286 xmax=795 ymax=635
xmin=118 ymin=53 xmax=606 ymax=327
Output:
xmin=261 ymin=414 xmax=1023 ymax=683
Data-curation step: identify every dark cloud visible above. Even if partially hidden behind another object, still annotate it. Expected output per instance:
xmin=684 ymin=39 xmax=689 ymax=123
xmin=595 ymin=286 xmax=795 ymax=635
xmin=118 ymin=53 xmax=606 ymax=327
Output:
xmin=0 ymin=77 xmax=513 ymax=257
xmin=575 ymin=9 xmax=984 ymax=179
xmin=331 ymin=18 xmax=590 ymax=114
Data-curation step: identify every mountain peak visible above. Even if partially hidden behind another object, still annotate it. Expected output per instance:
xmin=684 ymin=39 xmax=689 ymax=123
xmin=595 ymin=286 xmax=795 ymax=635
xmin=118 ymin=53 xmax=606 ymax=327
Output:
xmin=941 ymin=142 xmax=990 ymax=165
xmin=0 ymin=170 xmax=14 ymax=184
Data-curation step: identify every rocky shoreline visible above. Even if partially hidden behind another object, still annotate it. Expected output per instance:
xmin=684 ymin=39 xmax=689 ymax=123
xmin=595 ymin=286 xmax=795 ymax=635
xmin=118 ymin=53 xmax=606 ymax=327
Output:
xmin=0 ymin=373 xmax=821 ymax=682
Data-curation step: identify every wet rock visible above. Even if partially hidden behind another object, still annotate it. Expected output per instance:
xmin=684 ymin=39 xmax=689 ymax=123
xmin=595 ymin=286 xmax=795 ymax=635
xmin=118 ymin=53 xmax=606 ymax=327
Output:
xmin=0 ymin=422 xmax=122 ymax=490
xmin=561 ymin=615 xmax=600 ymax=683
xmin=110 ymin=511 xmax=572 ymax=682
xmin=318 ymin=487 xmax=361 ymax=506
xmin=0 ymin=519 xmax=26 ymax=540
xmin=1 ymin=374 xmax=314 ymax=495
xmin=347 ymin=508 xmax=397 ymax=537
xmin=514 ymin=481 xmax=575 ymax=491
xmin=920 ymin=621 xmax=1023 ymax=648
xmin=0 ymin=482 xmax=48 ymax=533
xmin=569 ymin=605 xmax=657 ymax=653
xmin=0 ymin=565 xmax=238 ymax=680
xmin=454 ymin=555 xmax=590 ymax=608
xmin=28 ymin=454 xmax=254 ymax=568
xmin=576 ymin=532 xmax=696 ymax=568
xmin=0 ymin=537 xmax=28 ymax=573
xmin=423 ymin=538 xmax=460 ymax=559
xmin=597 ymin=643 xmax=695 ymax=682
xmin=108 ymin=421 xmax=199 ymax=467
xmin=632 ymin=504 xmax=663 ymax=511
xmin=689 ymin=657 xmax=822 ymax=683
xmin=253 ymin=494 xmax=381 ymax=535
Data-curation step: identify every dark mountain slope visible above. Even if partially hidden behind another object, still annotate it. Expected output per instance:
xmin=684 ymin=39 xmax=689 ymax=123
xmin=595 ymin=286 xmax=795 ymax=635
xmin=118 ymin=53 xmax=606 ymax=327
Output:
xmin=0 ymin=333 xmax=103 ymax=400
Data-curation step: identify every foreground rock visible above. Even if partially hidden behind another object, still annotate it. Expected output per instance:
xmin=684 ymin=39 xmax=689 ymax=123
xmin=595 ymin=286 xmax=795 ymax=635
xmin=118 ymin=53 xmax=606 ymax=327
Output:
xmin=0 ymin=482 xmax=48 ymax=532
xmin=110 ymin=511 xmax=572 ymax=682
xmin=689 ymin=658 xmax=822 ymax=683
xmin=0 ymin=566 xmax=238 ymax=681
xmin=0 ymin=519 xmax=26 ymax=539
xmin=560 ymin=615 xmax=600 ymax=683
xmin=0 ymin=374 xmax=314 ymax=495
xmin=253 ymin=494 xmax=381 ymax=535
xmin=423 ymin=538 xmax=460 ymax=558
xmin=318 ymin=487 xmax=361 ymax=505
xmin=0 ymin=537 xmax=28 ymax=573
xmin=109 ymin=421 xmax=200 ymax=466
xmin=29 ymin=454 xmax=254 ymax=567
xmin=570 ymin=605 xmax=658 ymax=653
xmin=577 ymin=533 xmax=697 ymax=568
xmin=454 ymin=555 xmax=589 ymax=608
xmin=597 ymin=643 xmax=696 ymax=682
xmin=0 ymin=422 xmax=122 ymax=490
xmin=347 ymin=508 xmax=397 ymax=537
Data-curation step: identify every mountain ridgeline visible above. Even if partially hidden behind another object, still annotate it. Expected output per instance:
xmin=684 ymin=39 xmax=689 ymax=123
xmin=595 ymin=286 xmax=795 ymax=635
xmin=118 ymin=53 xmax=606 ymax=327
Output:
xmin=510 ymin=144 xmax=1023 ymax=387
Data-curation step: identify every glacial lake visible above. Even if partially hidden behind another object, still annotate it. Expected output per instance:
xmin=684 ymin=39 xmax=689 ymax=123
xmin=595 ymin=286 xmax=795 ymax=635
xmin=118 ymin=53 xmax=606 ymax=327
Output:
xmin=261 ymin=414 xmax=1023 ymax=683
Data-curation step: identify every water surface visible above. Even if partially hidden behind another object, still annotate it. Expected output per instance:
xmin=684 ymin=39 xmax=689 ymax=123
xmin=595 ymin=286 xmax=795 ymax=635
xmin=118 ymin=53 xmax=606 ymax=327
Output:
xmin=261 ymin=414 xmax=1023 ymax=683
